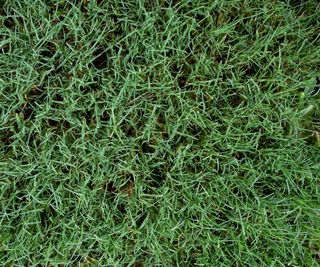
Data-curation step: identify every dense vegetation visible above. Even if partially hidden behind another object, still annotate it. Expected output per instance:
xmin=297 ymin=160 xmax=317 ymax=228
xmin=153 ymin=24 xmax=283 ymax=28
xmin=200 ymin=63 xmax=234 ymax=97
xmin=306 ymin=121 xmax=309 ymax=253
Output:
xmin=0 ymin=0 xmax=319 ymax=266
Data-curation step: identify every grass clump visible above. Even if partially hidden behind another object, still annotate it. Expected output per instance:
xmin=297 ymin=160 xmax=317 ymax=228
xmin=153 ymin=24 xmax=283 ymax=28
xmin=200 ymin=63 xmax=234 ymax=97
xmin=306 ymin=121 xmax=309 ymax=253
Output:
xmin=0 ymin=0 xmax=320 ymax=266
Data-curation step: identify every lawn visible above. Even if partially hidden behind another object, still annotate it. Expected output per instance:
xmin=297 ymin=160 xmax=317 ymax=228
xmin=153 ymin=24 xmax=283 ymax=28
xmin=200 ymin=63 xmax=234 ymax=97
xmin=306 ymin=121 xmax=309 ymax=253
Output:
xmin=0 ymin=0 xmax=319 ymax=266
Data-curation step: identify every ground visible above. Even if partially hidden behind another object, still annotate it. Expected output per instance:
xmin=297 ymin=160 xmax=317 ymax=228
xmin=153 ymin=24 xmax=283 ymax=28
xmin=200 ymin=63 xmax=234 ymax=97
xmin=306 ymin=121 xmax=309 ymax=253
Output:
xmin=0 ymin=0 xmax=320 ymax=266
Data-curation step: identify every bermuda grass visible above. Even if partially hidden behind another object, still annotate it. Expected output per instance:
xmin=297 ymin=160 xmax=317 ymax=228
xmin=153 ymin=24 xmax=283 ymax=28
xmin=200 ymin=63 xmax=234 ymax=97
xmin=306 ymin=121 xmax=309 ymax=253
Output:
xmin=0 ymin=0 xmax=320 ymax=266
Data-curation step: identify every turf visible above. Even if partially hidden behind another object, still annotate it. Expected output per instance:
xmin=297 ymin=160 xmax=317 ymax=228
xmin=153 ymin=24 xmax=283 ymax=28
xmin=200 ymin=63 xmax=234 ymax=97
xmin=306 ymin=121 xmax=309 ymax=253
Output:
xmin=0 ymin=0 xmax=320 ymax=266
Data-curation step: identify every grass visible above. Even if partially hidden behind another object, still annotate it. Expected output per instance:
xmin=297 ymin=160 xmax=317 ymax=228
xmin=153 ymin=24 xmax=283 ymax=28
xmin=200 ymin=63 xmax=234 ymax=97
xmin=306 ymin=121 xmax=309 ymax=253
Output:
xmin=0 ymin=0 xmax=320 ymax=266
